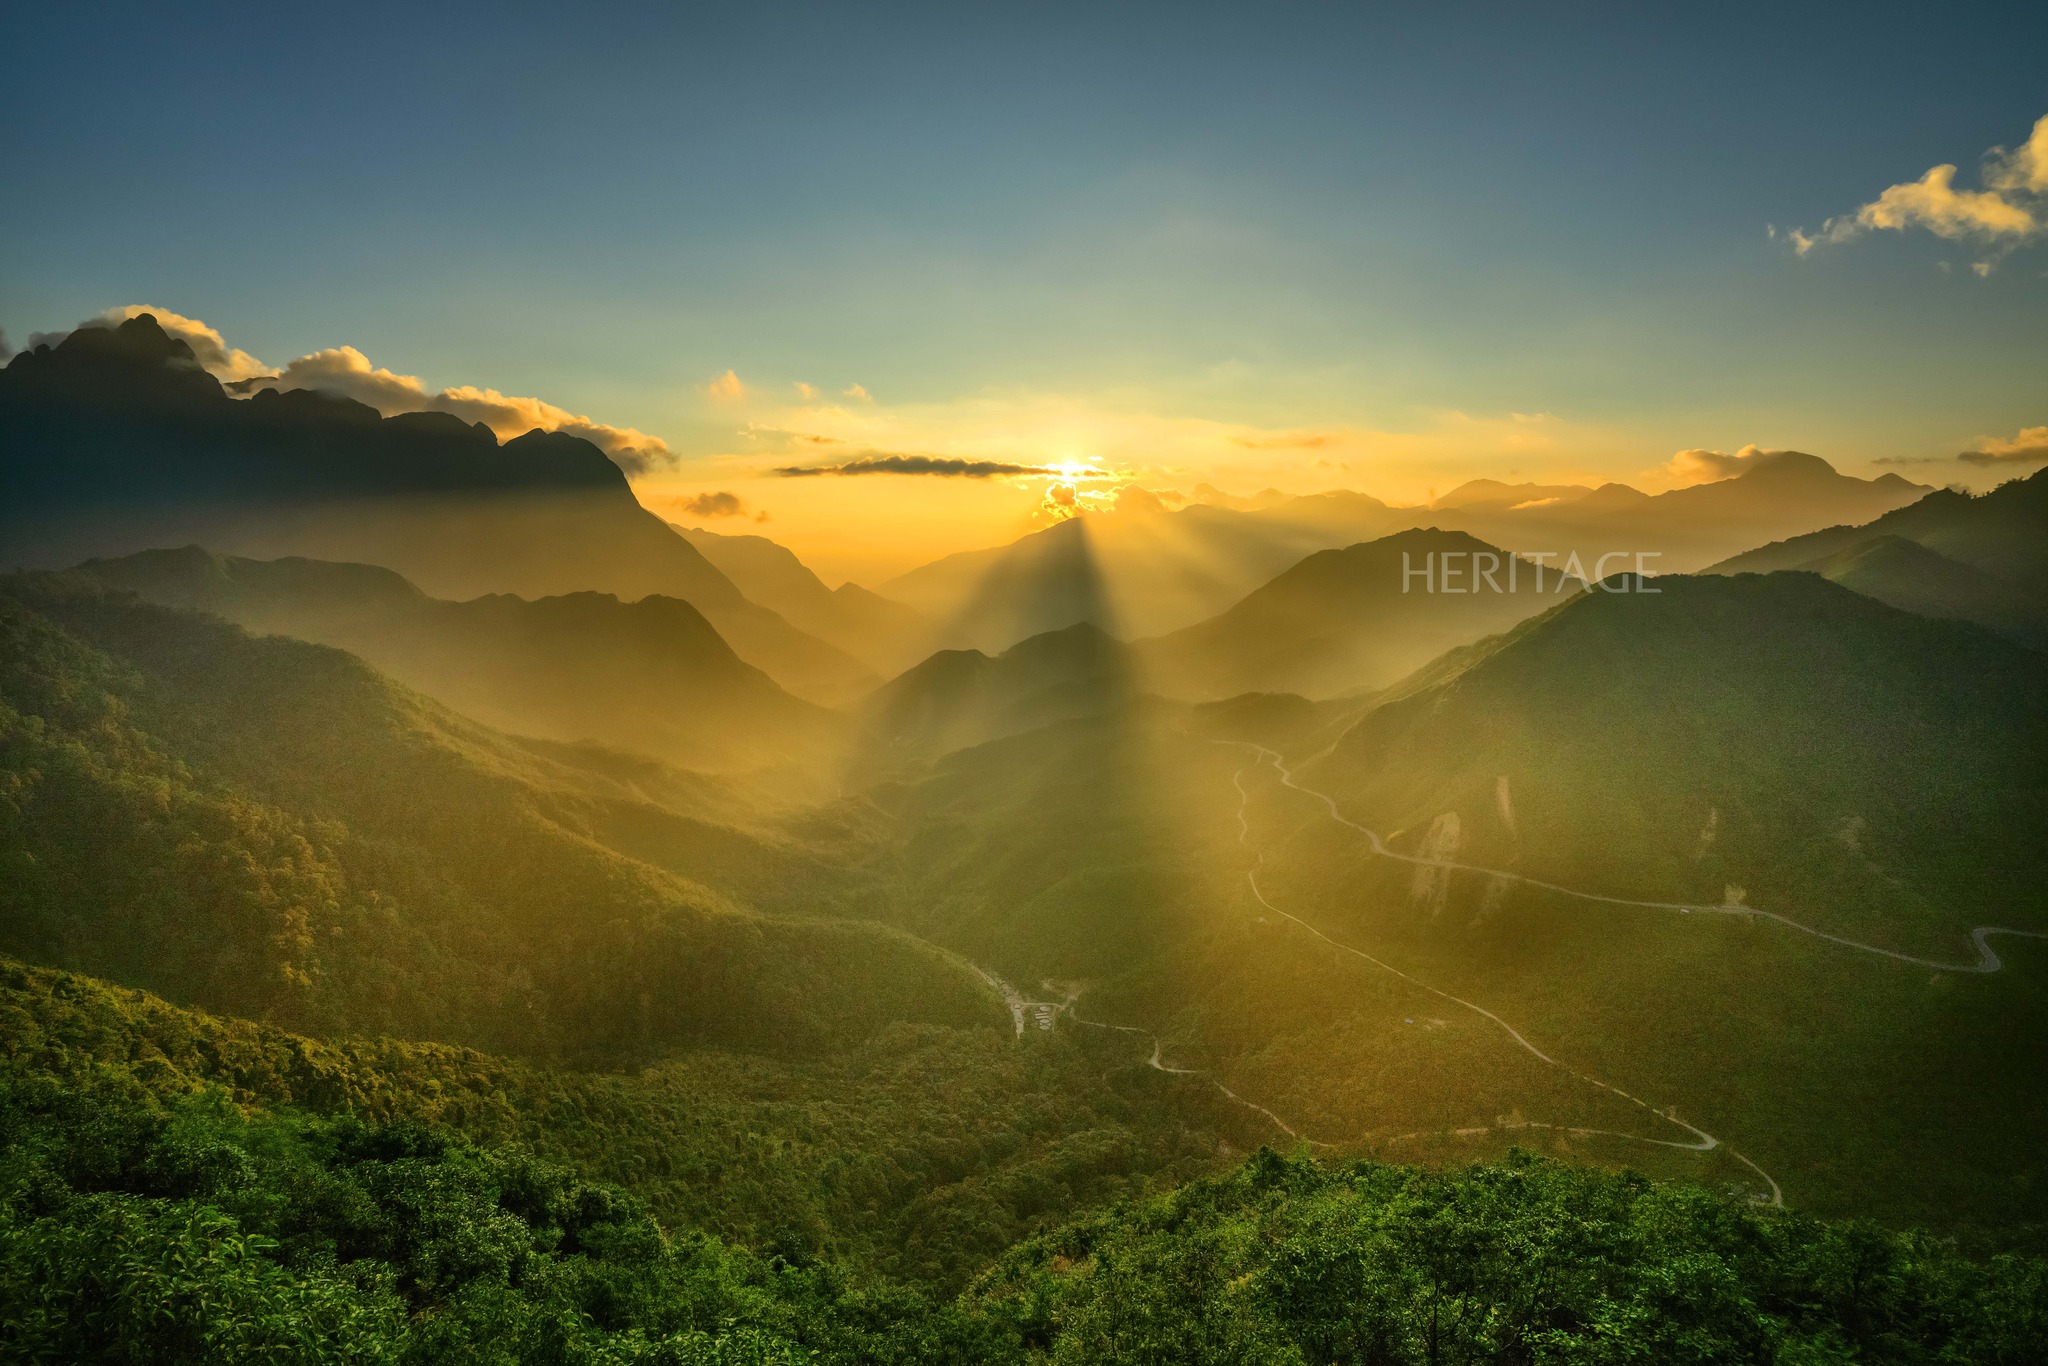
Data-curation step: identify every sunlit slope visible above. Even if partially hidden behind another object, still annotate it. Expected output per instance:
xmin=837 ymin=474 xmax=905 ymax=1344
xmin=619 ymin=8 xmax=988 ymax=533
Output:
xmin=674 ymin=523 xmax=930 ymax=673
xmin=0 ymin=315 xmax=872 ymax=701
xmin=70 ymin=546 xmax=840 ymax=772
xmin=1136 ymin=528 xmax=1585 ymax=700
xmin=0 ymin=576 xmax=998 ymax=1059
xmin=1307 ymin=572 xmax=2048 ymax=945
xmin=1787 ymin=536 xmax=2045 ymax=644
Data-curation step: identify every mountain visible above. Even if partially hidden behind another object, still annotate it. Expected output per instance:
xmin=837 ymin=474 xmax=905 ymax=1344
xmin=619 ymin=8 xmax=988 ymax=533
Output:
xmin=880 ymin=455 xmax=1923 ymax=660
xmin=855 ymin=620 xmax=1137 ymax=769
xmin=1308 ymin=571 xmax=2048 ymax=938
xmin=0 ymin=314 xmax=873 ymax=702
xmin=1706 ymin=463 xmax=2048 ymax=595
xmin=1785 ymin=536 xmax=2045 ymax=645
xmin=672 ymin=522 xmax=931 ymax=672
xmin=67 ymin=545 xmax=838 ymax=772
xmin=1430 ymin=478 xmax=1595 ymax=509
xmin=0 ymin=572 xmax=996 ymax=1059
xmin=882 ymin=489 xmax=1405 ymax=652
xmin=1431 ymin=452 xmax=1931 ymax=573
xmin=1136 ymin=527 xmax=1586 ymax=700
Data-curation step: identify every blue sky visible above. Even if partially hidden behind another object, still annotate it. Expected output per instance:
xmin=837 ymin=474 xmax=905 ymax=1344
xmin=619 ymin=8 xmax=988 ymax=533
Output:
xmin=4 ymin=1 xmax=2044 ymax=575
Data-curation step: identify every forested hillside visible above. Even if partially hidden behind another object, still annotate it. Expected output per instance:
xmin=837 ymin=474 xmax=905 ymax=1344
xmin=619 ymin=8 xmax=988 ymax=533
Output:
xmin=0 ymin=575 xmax=994 ymax=1058
xmin=6 ymin=959 xmax=2041 ymax=1364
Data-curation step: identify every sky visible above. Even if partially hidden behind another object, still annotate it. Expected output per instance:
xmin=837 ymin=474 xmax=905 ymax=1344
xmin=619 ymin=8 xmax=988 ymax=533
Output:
xmin=3 ymin=0 xmax=2045 ymax=583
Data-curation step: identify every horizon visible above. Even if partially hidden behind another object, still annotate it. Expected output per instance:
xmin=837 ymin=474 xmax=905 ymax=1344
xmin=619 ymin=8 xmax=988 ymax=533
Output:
xmin=5 ymin=2 xmax=2046 ymax=581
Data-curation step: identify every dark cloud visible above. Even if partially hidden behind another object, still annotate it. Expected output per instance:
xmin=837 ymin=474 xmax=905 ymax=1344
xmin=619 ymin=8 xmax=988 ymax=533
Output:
xmin=772 ymin=452 xmax=1055 ymax=478
xmin=680 ymin=490 xmax=749 ymax=517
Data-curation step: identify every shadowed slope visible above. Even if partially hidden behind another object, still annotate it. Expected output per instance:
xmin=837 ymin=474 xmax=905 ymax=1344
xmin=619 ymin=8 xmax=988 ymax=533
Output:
xmin=1785 ymin=536 xmax=2045 ymax=644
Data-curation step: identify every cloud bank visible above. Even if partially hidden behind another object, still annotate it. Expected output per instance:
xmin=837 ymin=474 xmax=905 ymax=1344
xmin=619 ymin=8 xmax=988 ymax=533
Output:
xmin=678 ymin=490 xmax=750 ymax=516
xmin=772 ymin=453 xmax=1059 ymax=478
xmin=1790 ymin=113 xmax=2048 ymax=271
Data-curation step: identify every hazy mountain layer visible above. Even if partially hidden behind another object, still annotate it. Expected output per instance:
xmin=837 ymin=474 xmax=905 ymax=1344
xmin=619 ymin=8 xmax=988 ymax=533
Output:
xmin=1707 ymin=463 xmax=2048 ymax=602
xmin=69 ymin=545 xmax=837 ymax=772
xmin=878 ymin=454 xmax=1925 ymax=659
xmin=0 ymin=315 xmax=873 ymax=701
xmin=674 ymin=522 xmax=931 ymax=672
xmin=1430 ymin=450 xmax=1930 ymax=573
xmin=1136 ymin=527 xmax=1586 ymax=700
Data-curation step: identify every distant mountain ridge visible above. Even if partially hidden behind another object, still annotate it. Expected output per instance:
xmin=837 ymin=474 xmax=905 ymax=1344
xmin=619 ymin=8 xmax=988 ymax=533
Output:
xmin=0 ymin=314 xmax=873 ymax=702
xmin=69 ymin=546 xmax=837 ymax=772
xmin=1136 ymin=527 xmax=1587 ymax=700
xmin=878 ymin=453 xmax=1927 ymax=659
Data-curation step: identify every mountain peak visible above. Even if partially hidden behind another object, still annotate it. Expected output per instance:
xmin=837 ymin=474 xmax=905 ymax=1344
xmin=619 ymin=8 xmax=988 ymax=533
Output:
xmin=1738 ymin=450 xmax=1838 ymax=481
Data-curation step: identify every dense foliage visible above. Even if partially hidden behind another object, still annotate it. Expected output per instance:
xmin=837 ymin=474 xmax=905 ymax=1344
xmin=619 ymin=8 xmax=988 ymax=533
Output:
xmin=5 ymin=987 xmax=2042 ymax=1363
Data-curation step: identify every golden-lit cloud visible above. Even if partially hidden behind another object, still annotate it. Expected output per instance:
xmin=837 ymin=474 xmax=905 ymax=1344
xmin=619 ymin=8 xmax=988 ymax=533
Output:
xmin=1789 ymin=113 xmax=2047 ymax=271
xmin=705 ymin=369 xmax=748 ymax=402
xmin=1958 ymin=425 xmax=2048 ymax=467
xmin=257 ymin=345 xmax=673 ymax=472
xmin=1663 ymin=443 xmax=1801 ymax=484
xmin=842 ymin=383 xmax=872 ymax=402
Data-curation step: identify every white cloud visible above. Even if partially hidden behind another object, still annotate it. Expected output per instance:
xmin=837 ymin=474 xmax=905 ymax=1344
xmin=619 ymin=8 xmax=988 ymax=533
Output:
xmin=1790 ymin=113 xmax=2046 ymax=266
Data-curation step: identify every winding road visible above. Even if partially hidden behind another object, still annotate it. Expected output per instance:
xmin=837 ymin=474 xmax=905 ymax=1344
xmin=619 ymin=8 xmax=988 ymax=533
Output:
xmin=1234 ymin=743 xmax=2047 ymax=975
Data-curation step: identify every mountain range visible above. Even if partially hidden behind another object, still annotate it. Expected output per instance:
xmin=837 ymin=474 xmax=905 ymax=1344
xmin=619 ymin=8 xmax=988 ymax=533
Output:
xmin=65 ymin=545 xmax=836 ymax=772
xmin=0 ymin=315 xmax=873 ymax=701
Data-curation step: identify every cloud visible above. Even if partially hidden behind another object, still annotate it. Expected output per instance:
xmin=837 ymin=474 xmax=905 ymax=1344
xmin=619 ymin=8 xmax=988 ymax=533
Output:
xmin=842 ymin=384 xmax=871 ymax=401
xmin=252 ymin=344 xmax=673 ymax=473
xmin=678 ymin=490 xmax=749 ymax=517
xmin=82 ymin=304 xmax=273 ymax=381
xmin=1790 ymin=113 xmax=2047 ymax=267
xmin=1664 ymin=443 xmax=1804 ymax=484
xmin=772 ymin=452 xmax=1059 ymax=478
xmin=1957 ymin=425 xmax=2048 ymax=466
xmin=794 ymin=381 xmax=819 ymax=401
xmin=705 ymin=369 xmax=747 ymax=402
